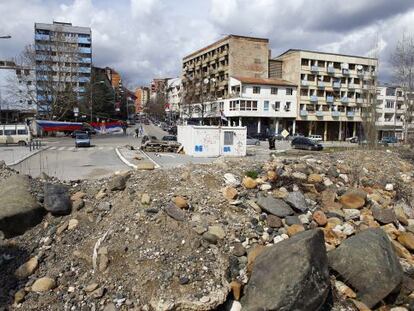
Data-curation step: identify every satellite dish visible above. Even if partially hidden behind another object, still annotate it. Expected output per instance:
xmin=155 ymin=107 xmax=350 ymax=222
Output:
xmin=203 ymin=78 xmax=209 ymax=84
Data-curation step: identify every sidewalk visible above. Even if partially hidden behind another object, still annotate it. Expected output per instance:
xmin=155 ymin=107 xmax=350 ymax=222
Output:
xmin=0 ymin=145 xmax=48 ymax=166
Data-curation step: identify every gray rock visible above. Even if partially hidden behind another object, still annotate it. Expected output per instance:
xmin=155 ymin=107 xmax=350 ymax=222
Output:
xmin=97 ymin=202 xmax=111 ymax=212
xmin=164 ymin=203 xmax=186 ymax=221
xmin=328 ymin=228 xmax=403 ymax=308
xmin=256 ymin=195 xmax=294 ymax=217
xmin=108 ymin=175 xmax=128 ymax=191
xmin=372 ymin=206 xmax=396 ymax=224
xmin=284 ymin=191 xmax=308 ymax=213
xmin=44 ymin=183 xmax=72 ymax=216
xmin=285 ymin=215 xmax=301 ymax=226
xmin=202 ymin=232 xmax=218 ymax=244
xmin=241 ymin=229 xmax=330 ymax=310
xmin=0 ymin=175 xmax=45 ymax=237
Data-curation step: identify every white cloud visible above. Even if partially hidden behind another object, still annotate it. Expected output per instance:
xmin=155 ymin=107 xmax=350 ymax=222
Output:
xmin=0 ymin=0 xmax=413 ymax=87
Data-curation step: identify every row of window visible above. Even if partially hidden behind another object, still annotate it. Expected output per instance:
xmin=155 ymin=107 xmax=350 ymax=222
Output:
xmin=301 ymin=59 xmax=376 ymax=72
xmin=35 ymin=30 xmax=90 ymax=38
xmin=301 ymin=75 xmax=364 ymax=84
xmin=229 ymin=100 xmax=292 ymax=112
xmin=183 ymin=44 xmax=229 ymax=68
xmin=251 ymin=86 xmax=294 ymax=95
xmin=0 ymin=129 xmax=28 ymax=135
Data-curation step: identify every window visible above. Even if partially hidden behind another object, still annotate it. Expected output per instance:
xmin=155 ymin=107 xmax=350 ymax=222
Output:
xmin=0 ymin=130 xmax=3 ymax=135
xmin=230 ymin=100 xmax=238 ymax=111
xmin=224 ymin=131 xmax=234 ymax=145
xmin=17 ymin=129 xmax=28 ymax=135
xmin=285 ymin=102 xmax=291 ymax=111
xmin=385 ymin=100 xmax=394 ymax=109
xmin=274 ymin=101 xmax=280 ymax=111
xmin=286 ymin=88 xmax=293 ymax=95
xmin=253 ymin=86 xmax=261 ymax=94
xmin=4 ymin=130 xmax=16 ymax=135
xmin=271 ymin=87 xmax=278 ymax=95
xmin=239 ymin=100 xmax=258 ymax=111
xmin=264 ymin=100 xmax=269 ymax=111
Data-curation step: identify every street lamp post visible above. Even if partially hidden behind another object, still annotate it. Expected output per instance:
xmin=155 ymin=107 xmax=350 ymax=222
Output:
xmin=90 ymin=81 xmax=105 ymax=122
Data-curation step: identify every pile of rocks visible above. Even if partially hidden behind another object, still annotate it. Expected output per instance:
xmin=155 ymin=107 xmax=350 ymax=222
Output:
xmin=1 ymin=149 xmax=414 ymax=311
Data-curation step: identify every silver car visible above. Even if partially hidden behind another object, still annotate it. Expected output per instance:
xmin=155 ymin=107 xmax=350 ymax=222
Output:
xmin=75 ymin=133 xmax=91 ymax=148
xmin=246 ymin=136 xmax=260 ymax=146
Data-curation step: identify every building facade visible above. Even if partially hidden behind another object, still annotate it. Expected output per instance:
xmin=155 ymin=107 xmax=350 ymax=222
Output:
xmin=182 ymin=35 xmax=270 ymax=104
xmin=274 ymin=49 xmax=378 ymax=140
xmin=34 ymin=21 xmax=92 ymax=114
xmin=135 ymin=86 xmax=150 ymax=113
xmin=0 ymin=60 xmax=36 ymax=123
xmin=183 ymin=76 xmax=297 ymax=134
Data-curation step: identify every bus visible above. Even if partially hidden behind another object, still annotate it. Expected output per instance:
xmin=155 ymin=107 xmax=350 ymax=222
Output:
xmin=0 ymin=124 xmax=32 ymax=145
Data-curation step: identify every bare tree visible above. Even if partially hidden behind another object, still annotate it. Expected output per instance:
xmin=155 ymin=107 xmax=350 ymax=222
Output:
xmin=391 ymin=33 xmax=414 ymax=144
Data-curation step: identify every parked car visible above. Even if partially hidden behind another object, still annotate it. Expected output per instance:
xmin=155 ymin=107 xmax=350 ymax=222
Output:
xmin=75 ymin=133 xmax=91 ymax=148
xmin=291 ymin=137 xmax=323 ymax=151
xmin=71 ymin=128 xmax=95 ymax=138
xmin=308 ymin=134 xmax=323 ymax=142
xmin=346 ymin=136 xmax=359 ymax=143
xmin=0 ymin=124 xmax=31 ymax=145
xmin=162 ymin=135 xmax=177 ymax=142
xmin=246 ymin=136 xmax=260 ymax=146
xmin=379 ymin=136 xmax=398 ymax=145
xmin=250 ymin=132 xmax=270 ymax=141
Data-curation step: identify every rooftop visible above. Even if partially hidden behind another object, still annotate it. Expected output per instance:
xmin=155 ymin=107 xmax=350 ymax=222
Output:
xmin=275 ymin=49 xmax=377 ymax=61
xmin=183 ymin=34 xmax=268 ymax=61
xmin=232 ymin=76 xmax=296 ymax=87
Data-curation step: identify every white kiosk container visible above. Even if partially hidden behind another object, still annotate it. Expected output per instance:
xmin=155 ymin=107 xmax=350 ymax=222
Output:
xmin=177 ymin=125 xmax=247 ymax=157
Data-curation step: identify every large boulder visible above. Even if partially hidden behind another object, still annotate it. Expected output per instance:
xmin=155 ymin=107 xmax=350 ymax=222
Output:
xmin=328 ymin=228 xmax=403 ymax=308
xmin=242 ymin=229 xmax=330 ymax=310
xmin=256 ymin=195 xmax=294 ymax=217
xmin=0 ymin=175 xmax=44 ymax=237
xmin=44 ymin=183 xmax=72 ymax=215
xmin=108 ymin=174 xmax=129 ymax=191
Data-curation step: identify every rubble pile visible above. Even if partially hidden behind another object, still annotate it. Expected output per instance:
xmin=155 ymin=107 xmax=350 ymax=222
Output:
xmin=1 ymin=149 xmax=414 ymax=310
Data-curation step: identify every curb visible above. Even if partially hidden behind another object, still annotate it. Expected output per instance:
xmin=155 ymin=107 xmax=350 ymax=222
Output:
xmin=115 ymin=147 xmax=138 ymax=170
xmin=8 ymin=146 xmax=50 ymax=166
xmin=138 ymin=149 xmax=161 ymax=169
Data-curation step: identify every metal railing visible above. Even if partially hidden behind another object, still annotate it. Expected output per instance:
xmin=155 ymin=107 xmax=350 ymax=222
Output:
xmin=28 ymin=139 xmax=42 ymax=151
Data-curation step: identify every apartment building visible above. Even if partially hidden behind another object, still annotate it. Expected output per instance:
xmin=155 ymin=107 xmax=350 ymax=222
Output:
xmin=135 ymin=86 xmax=150 ymax=113
xmin=0 ymin=60 xmax=36 ymax=123
xmin=275 ymin=49 xmax=378 ymax=140
xmin=182 ymin=35 xmax=269 ymax=104
xmin=150 ymin=78 xmax=170 ymax=99
xmin=375 ymin=85 xmax=414 ymax=140
xmin=34 ymin=21 xmax=92 ymax=114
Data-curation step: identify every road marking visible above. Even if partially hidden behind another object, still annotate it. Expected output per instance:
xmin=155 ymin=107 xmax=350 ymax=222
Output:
xmin=68 ymin=147 xmax=75 ymax=151
xmin=98 ymin=147 xmax=104 ymax=150
xmin=49 ymin=146 xmax=57 ymax=150
xmin=58 ymin=147 xmax=66 ymax=151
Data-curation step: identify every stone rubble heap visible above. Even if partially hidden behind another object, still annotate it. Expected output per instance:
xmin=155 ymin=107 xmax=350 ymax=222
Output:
xmin=1 ymin=150 xmax=414 ymax=310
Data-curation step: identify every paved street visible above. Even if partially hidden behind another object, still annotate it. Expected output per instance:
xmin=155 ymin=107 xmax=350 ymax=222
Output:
xmin=12 ymin=134 xmax=137 ymax=181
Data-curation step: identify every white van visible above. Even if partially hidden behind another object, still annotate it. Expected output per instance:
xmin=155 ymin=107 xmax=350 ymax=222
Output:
xmin=0 ymin=124 xmax=32 ymax=145
xmin=308 ymin=134 xmax=323 ymax=142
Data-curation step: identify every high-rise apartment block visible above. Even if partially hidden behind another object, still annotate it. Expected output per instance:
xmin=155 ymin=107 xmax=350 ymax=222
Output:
xmin=34 ymin=21 xmax=92 ymax=113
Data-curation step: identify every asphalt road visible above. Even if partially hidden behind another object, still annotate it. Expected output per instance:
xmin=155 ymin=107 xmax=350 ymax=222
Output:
xmin=12 ymin=133 xmax=136 ymax=181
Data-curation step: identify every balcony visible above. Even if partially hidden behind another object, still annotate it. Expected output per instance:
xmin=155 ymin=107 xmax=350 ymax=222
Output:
xmin=356 ymin=98 xmax=364 ymax=104
xmin=326 ymin=96 xmax=334 ymax=103
xmin=300 ymin=110 xmax=308 ymax=117
xmin=332 ymin=111 xmax=340 ymax=117
xmin=78 ymin=77 xmax=90 ymax=83
xmin=342 ymin=69 xmax=350 ymax=75
xmin=79 ymin=58 xmax=91 ymax=63
xmin=341 ymin=97 xmax=349 ymax=104
xmin=333 ymin=82 xmax=341 ymax=89
xmin=301 ymin=80 xmax=309 ymax=87
xmin=316 ymin=111 xmax=324 ymax=117
xmin=78 ymin=37 xmax=91 ymax=44
xmin=310 ymin=95 xmax=318 ymax=102
xmin=357 ymin=70 xmax=365 ymax=77
xmin=317 ymin=82 xmax=325 ymax=88
xmin=78 ymin=47 xmax=91 ymax=54
xmin=327 ymin=66 xmax=335 ymax=74
xmin=311 ymin=66 xmax=319 ymax=73
xmin=347 ymin=111 xmax=355 ymax=118
xmin=35 ymin=34 xmax=50 ymax=41
xmin=348 ymin=83 xmax=356 ymax=89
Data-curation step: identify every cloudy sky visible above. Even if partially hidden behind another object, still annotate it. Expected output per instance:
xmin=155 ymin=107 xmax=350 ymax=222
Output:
xmin=1 ymin=0 xmax=414 ymax=88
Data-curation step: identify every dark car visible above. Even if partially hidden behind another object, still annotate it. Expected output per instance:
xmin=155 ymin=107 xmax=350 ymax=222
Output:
xmin=380 ymin=136 xmax=398 ymax=145
xmin=162 ymin=135 xmax=177 ymax=142
xmin=291 ymin=137 xmax=323 ymax=151
xmin=250 ymin=132 xmax=270 ymax=141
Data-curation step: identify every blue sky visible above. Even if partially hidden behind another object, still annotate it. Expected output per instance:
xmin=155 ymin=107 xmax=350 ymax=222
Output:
xmin=1 ymin=0 xmax=414 ymax=88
